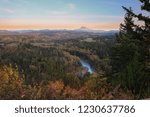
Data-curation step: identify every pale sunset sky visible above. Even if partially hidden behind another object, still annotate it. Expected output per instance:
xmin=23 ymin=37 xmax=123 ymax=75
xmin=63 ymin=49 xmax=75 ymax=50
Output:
xmin=0 ymin=0 xmax=141 ymax=30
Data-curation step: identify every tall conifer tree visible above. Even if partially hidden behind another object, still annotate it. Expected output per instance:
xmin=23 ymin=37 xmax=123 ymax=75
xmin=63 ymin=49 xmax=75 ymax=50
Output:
xmin=111 ymin=0 xmax=150 ymax=98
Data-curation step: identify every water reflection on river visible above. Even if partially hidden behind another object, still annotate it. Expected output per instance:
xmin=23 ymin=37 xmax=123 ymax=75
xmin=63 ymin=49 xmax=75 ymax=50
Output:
xmin=80 ymin=59 xmax=94 ymax=74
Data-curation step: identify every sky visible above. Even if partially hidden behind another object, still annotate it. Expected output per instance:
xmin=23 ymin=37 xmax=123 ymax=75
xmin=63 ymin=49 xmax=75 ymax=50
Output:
xmin=0 ymin=0 xmax=142 ymax=30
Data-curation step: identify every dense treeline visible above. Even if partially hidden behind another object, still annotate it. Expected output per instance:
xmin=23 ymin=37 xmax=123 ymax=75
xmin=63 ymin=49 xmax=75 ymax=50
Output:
xmin=0 ymin=65 xmax=131 ymax=99
xmin=0 ymin=43 xmax=82 ymax=87
xmin=0 ymin=35 xmax=117 ymax=99
xmin=111 ymin=0 xmax=150 ymax=99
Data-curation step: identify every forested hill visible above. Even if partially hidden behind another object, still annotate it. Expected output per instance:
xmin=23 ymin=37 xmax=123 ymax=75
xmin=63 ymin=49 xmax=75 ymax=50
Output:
xmin=0 ymin=34 xmax=116 ymax=99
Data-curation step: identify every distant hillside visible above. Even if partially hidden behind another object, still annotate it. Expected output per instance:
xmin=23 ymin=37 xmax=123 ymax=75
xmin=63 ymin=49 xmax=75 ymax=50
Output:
xmin=0 ymin=29 xmax=118 ymax=40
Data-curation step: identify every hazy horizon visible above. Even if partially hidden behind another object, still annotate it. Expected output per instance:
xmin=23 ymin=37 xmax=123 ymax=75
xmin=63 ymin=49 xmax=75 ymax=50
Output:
xmin=0 ymin=26 xmax=119 ymax=31
xmin=0 ymin=0 xmax=141 ymax=30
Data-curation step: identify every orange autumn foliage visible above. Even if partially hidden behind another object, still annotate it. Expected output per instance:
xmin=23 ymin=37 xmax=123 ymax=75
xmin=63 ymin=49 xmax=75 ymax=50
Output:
xmin=0 ymin=65 xmax=25 ymax=99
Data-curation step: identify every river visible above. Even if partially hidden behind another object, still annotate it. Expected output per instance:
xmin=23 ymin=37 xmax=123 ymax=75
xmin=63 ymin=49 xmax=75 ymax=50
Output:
xmin=80 ymin=59 xmax=94 ymax=74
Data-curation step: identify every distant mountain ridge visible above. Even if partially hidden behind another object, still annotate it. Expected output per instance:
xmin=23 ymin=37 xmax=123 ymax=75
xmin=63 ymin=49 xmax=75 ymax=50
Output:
xmin=0 ymin=28 xmax=119 ymax=36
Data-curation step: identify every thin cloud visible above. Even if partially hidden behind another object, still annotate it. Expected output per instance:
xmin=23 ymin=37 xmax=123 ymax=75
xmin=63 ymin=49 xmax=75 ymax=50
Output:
xmin=50 ymin=11 xmax=69 ymax=15
xmin=3 ymin=8 xmax=15 ymax=13
xmin=76 ymin=15 xmax=123 ymax=19
xmin=68 ymin=3 xmax=76 ymax=10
